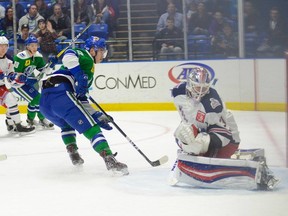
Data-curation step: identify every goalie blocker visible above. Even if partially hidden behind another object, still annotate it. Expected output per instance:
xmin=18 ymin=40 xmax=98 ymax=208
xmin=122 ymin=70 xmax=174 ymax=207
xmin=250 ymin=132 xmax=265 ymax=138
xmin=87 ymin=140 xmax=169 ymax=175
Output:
xmin=169 ymin=149 xmax=280 ymax=190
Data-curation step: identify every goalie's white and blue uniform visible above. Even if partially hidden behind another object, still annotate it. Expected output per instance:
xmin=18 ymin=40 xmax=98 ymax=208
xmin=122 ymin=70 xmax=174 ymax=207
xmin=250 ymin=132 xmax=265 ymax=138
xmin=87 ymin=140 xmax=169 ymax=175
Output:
xmin=170 ymin=67 xmax=279 ymax=190
xmin=172 ymin=82 xmax=240 ymax=158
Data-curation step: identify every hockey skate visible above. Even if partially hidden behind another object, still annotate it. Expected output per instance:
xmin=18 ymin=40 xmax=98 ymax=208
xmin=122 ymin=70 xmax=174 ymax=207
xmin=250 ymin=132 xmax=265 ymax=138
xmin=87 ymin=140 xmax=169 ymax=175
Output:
xmin=66 ymin=145 xmax=84 ymax=166
xmin=15 ymin=123 xmax=36 ymax=135
xmin=39 ymin=119 xmax=54 ymax=130
xmin=5 ymin=119 xmax=35 ymax=135
xmin=5 ymin=119 xmax=17 ymax=134
xmin=100 ymin=151 xmax=129 ymax=175
xmin=256 ymin=157 xmax=280 ymax=190
xmin=26 ymin=118 xmax=38 ymax=127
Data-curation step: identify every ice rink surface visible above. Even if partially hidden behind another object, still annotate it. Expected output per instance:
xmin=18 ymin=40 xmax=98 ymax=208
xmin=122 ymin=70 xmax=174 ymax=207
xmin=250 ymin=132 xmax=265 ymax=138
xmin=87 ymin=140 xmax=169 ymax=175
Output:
xmin=0 ymin=111 xmax=287 ymax=216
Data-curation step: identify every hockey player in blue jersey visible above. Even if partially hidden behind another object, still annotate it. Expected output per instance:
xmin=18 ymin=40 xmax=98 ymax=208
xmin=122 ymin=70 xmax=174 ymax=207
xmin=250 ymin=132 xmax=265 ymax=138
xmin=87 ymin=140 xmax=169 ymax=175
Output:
xmin=170 ymin=65 xmax=279 ymax=190
xmin=39 ymin=36 xmax=128 ymax=175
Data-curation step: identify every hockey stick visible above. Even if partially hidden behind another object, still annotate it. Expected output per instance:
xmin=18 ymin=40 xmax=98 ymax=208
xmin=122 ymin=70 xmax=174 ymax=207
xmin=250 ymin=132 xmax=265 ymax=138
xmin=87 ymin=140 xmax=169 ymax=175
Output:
xmin=0 ymin=154 xmax=7 ymax=161
xmin=55 ymin=22 xmax=93 ymax=59
xmin=87 ymin=95 xmax=169 ymax=167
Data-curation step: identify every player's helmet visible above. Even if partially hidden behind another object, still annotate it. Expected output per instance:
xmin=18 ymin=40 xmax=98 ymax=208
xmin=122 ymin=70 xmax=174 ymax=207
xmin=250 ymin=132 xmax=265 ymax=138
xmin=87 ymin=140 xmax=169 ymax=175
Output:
xmin=186 ymin=67 xmax=211 ymax=101
xmin=84 ymin=36 xmax=106 ymax=50
xmin=0 ymin=36 xmax=9 ymax=47
xmin=25 ymin=35 xmax=38 ymax=45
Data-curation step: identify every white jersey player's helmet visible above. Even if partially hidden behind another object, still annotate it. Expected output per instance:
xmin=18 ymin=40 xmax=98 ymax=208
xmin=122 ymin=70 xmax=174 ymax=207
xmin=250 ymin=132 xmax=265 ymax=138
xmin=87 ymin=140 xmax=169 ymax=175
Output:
xmin=0 ymin=36 xmax=9 ymax=47
xmin=186 ymin=67 xmax=211 ymax=101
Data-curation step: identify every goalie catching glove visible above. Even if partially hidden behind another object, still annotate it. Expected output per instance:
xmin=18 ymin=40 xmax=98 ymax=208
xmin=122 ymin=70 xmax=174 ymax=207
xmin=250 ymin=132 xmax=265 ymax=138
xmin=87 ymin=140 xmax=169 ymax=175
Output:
xmin=174 ymin=122 xmax=210 ymax=155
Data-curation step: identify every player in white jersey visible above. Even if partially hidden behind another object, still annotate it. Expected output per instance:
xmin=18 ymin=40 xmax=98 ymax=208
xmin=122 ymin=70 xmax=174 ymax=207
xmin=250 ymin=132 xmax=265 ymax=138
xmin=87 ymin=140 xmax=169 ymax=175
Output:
xmin=0 ymin=36 xmax=35 ymax=135
xmin=170 ymin=65 xmax=279 ymax=190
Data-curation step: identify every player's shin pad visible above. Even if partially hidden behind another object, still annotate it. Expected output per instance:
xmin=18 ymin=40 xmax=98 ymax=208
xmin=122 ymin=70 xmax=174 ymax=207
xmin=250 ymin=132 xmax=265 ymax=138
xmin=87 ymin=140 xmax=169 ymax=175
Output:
xmin=171 ymin=151 xmax=270 ymax=190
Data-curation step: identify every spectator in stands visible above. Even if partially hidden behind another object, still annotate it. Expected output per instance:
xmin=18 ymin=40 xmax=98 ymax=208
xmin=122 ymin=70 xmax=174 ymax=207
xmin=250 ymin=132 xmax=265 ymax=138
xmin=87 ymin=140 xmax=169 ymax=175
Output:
xmin=209 ymin=11 xmax=231 ymax=36
xmin=34 ymin=19 xmax=58 ymax=62
xmin=243 ymin=0 xmax=260 ymax=35
xmin=205 ymin=0 xmax=234 ymax=19
xmin=186 ymin=1 xmax=197 ymax=21
xmin=211 ymin=23 xmax=238 ymax=58
xmin=49 ymin=0 xmax=70 ymax=17
xmin=16 ymin=24 xmax=30 ymax=51
xmin=92 ymin=0 xmax=118 ymax=37
xmin=108 ymin=0 xmax=120 ymax=19
xmin=18 ymin=4 xmax=44 ymax=34
xmin=157 ymin=3 xmax=183 ymax=32
xmin=157 ymin=0 xmax=182 ymax=16
xmin=154 ymin=16 xmax=183 ymax=60
xmin=48 ymin=3 xmax=71 ymax=41
xmin=188 ymin=2 xmax=212 ymax=35
xmin=34 ymin=0 xmax=50 ymax=20
xmin=74 ymin=0 xmax=94 ymax=25
xmin=257 ymin=7 xmax=287 ymax=58
xmin=92 ymin=0 xmax=112 ymax=24
xmin=0 ymin=6 xmax=18 ymax=39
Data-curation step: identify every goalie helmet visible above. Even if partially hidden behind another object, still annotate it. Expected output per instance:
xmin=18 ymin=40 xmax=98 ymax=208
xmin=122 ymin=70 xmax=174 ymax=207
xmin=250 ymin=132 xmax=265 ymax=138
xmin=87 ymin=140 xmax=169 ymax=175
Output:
xmin=186 ymin=67 xmax=211 ymax=101
xmin=0 ymin=36 xmax=9 ymax=47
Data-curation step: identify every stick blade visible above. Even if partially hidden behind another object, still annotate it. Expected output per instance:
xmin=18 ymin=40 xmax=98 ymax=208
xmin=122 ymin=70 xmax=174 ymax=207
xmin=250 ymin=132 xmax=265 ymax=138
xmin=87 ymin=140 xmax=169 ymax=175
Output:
xmin=151 ymin=155 xmax=169 ymax=167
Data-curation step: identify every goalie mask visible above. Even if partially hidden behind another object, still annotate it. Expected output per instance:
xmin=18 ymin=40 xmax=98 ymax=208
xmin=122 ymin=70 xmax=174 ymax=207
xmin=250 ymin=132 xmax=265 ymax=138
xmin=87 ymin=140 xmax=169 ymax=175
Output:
xmin=186 ymin=67 xmax=211 ymax=101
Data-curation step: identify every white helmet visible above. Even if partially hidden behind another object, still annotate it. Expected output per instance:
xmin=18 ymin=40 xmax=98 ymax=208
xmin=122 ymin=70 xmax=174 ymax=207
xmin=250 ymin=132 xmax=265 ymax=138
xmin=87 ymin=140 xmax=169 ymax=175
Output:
xmin=0 ymin=36 xmax=9 ymax=44
xmin=0 ymin=36 xmax=9 ymax=47
xmin=186 ymin=67 xmax=211 ymax=101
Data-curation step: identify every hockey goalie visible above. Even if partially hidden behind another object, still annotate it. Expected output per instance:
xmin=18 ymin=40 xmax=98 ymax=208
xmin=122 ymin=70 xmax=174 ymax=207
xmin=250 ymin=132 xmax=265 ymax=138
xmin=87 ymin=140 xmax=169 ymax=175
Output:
xmin=169 ymin=65 xmax=279 ymax=190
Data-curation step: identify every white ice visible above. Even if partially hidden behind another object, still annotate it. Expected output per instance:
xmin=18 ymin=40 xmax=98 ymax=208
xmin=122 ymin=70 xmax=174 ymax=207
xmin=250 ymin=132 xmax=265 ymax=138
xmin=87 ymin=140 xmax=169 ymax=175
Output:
xmin=0 ymin=111 xmax=287 ymax=216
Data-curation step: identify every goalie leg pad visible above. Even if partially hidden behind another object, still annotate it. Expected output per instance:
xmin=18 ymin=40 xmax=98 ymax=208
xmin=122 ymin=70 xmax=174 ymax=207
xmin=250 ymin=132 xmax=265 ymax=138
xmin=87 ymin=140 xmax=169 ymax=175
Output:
xmin=171 ymin=151 xmax=266 ymax=190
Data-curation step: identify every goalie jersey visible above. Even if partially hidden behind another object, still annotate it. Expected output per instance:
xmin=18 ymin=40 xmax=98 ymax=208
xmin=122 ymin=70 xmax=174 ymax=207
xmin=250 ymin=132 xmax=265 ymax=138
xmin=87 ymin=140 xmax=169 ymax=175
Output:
xmin=172 ymin=82 xmax=241 ymax=157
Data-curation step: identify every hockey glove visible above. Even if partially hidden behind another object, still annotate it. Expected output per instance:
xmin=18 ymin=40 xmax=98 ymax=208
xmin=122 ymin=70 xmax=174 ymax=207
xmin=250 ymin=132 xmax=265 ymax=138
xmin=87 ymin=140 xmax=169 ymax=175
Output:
xmin=70 ymin=66 xmax=89 ymax=97
xmin=92 ymin=112 xmax=113 ymax=130
xmin=48 ymin=55 xmax=58 ymax=68
xmin=7 ymin=72 xmax=17 ymax=81
xmin=17 ymin=74 xmax=28 ymax=83
xmin=174 ymin=123 xmax=209 ymax=155
xmin=0 ymin=71 xmax=4 ymax=80
xmin=75 ymin=73 xmax=88 ymax=97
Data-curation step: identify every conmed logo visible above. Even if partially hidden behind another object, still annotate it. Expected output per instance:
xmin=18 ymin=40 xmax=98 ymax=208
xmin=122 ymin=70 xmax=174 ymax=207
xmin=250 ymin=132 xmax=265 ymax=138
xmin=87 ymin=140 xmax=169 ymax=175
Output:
xmin=168 ymin=62 xmax=215 ymax=84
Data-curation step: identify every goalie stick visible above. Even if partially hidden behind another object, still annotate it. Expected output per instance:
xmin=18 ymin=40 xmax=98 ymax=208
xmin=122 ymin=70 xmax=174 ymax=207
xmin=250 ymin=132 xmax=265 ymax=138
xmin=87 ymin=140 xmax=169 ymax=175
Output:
xmin=87 ymin=95 xmax=169 ymax=167
xmin=0 ymin=154 xmax=7 ymax=161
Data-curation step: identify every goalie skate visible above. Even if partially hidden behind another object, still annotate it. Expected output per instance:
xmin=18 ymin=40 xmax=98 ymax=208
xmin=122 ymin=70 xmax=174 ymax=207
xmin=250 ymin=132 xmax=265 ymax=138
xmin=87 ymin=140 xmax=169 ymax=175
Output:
xmin=66 ymin=145 xmax=84 ymax=166
xmin=100 ymin=151 xmax=129 ymax=175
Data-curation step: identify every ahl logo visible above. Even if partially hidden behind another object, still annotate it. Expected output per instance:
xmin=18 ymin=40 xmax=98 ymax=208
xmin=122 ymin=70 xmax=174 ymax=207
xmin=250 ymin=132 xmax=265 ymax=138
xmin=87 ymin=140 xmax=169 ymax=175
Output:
xmin=168 ymin=62 xmax=215 ymax=84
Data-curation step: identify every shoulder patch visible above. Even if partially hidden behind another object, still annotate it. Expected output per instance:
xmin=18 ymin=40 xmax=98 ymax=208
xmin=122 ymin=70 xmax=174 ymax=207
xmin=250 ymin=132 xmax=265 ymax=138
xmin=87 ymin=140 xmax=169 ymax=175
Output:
xmin=210 ymin=98 xmax=221 ymax=109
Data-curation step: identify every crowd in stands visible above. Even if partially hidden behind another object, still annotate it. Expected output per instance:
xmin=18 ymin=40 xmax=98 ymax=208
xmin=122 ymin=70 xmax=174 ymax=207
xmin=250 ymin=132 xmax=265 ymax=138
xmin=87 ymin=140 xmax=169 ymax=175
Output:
xmin=0 ymin=0 xmax=119 ymax=60
xmin=0 ymin=0 xmax=287 ymax=61
xmin=154 ymin=0 xmax=288 ymax=59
